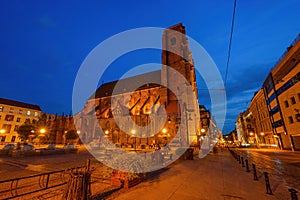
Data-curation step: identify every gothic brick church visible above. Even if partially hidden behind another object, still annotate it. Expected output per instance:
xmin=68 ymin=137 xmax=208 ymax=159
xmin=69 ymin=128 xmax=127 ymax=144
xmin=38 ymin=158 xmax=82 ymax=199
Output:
xmin=75 ymin=23 xmax=200 ymax=148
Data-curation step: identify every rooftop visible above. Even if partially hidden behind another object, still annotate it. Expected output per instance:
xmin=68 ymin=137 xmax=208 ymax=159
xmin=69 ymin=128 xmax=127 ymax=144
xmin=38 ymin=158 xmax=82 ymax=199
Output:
xmin=0 ymin=98 xmax=42 ymax=111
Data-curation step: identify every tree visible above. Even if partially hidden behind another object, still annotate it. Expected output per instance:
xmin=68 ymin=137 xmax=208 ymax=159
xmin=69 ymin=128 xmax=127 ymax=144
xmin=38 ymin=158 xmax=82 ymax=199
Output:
xmin=65 ymin=130 xmax=79 ymax=141
xmin=17 ymin=124 xmax=37 ymax=142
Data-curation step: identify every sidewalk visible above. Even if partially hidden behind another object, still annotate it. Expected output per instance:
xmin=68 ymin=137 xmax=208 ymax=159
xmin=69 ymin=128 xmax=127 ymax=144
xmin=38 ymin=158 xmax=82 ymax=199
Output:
xmin=107 ymin=150 xmax=279 ymax=200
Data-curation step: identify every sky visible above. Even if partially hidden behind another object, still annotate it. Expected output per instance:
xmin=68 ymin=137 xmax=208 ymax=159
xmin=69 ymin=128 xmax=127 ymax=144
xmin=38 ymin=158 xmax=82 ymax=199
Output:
xmin=1 ymin=0 xmax=300 ymax=134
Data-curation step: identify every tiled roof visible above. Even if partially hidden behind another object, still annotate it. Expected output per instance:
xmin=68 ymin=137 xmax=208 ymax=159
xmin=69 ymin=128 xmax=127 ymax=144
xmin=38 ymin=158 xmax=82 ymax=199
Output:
xmin=90 ymin=70 xmax=161 ymax=99
xmin=0 ymin=98 xmax=42 ymax=111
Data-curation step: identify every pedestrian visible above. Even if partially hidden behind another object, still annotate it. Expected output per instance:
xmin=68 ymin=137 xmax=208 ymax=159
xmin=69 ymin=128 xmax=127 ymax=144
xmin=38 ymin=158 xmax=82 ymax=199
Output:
xmin=156 ymin=144 xmax=161 ymax=150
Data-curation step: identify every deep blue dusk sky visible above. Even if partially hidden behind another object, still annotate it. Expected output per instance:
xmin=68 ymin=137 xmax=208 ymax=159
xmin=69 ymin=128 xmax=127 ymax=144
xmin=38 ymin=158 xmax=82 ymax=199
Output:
xmin=1 ymin=0 xmax=299 ymax=134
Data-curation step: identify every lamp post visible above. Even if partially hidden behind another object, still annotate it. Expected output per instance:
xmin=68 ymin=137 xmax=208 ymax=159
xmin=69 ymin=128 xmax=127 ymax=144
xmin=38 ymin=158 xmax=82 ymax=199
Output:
xmin=131 ymin=129 xmax=136 ymax=151
xmin=260 ymin=132 xmax=265 ymax=144
xmin=162 ymin=128 xmax=167 ymax=144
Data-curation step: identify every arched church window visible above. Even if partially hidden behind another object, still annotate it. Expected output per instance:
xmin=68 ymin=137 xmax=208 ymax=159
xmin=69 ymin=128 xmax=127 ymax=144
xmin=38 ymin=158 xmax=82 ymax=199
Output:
xmin=171 ymin=37 xmax=176 ymax=45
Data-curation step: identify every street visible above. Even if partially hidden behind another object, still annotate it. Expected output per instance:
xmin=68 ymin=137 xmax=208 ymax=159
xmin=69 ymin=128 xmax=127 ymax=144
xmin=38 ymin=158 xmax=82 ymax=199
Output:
xmin=235 ymin=148 xmax=300 ymax=198
xmin=0 ymin=147 xmax=300 ymax=199
xmin=0 ymin=148 xmax=94 ymax=180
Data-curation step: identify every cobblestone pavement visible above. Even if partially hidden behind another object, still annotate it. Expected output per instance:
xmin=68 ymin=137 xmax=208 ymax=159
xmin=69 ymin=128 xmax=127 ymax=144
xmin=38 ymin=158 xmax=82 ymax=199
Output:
xmin=104 ymin=149 xmax=289 ymax=200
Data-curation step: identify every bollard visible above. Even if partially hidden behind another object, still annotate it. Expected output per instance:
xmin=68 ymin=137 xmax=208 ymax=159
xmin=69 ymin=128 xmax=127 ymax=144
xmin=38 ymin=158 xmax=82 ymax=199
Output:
xmin=252 ymin=164 xmax=258 ymax=180
xmin=288 ymin=188 xmax=298 ymax=200
xmin=264 ymin=172 xmax=273 ymax=195
xmin=241 ymin=157 xmax=245 ymax=167
xmin=245 ymin=159 xmax=250 ymax=172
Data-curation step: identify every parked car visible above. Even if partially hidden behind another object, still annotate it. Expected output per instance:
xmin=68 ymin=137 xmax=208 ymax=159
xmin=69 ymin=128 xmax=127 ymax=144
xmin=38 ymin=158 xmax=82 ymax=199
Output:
xmin=22 ymin=144 xmax=34 ymax=151
xmin=0 ymin=144 xmax=15 ymax=155
xmin=47 ymin=144 xmax=56 ymax=150
xmin=64 ymin=143 xmax=78 ymax=153
xmin=2 ymin=144 xmax=15 ymax=151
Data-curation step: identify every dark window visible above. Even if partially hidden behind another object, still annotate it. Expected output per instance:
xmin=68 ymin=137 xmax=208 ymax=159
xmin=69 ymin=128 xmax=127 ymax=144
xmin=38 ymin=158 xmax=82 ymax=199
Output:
xmin=1 ymin=136 xmax=6 ymax=142
xmin=5 ymin=115 xmax=14 ymax=121
xmin=270 ymin=106 xmax=279 ymax=115
xmin=170 ymin=37 xmax=176 ymax=45
xmin=11 ymin=136 xmax=16 ymax=142
xmin=284 ymin=100 xmax=289 ymax=108
xmin=273 ymin=120 xmax=283 ymax=128
xmin=267 ymin=93 xmax=276 ymax=104
xmin=288 ymin=116 xmax=294 ymax=124
xmin=14 ymin=125 xmax=19 ymax=131
xmin=16 ymin=117 xmax=21 ymax=122
xmin=291 ymin=96 xmax=296 ymax=105
xmin=296 ymin=113 xmax=300 ymax=122
xmin=298 ymin=93 xmax=300 ymax=101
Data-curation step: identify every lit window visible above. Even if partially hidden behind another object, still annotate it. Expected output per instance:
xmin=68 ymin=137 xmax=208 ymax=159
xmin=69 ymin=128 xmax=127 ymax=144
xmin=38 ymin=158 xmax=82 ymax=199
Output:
xmin=27 ymin=111 xmax=31 ymax=116
xmin=0 ymin=106 xmax=3 ymax=112
xmin=9 ymin=108 xmax=14 ymax=113
xmin=34 ymin=112 xmax=39 ymax=117
xmin=2 ymin=124 xmax=12 ymax=133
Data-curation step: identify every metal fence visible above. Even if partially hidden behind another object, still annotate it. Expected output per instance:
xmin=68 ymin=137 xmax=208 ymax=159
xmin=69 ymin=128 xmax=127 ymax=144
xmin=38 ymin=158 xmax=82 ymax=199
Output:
xmin=0 ymin=166 xmax=86 ymax=199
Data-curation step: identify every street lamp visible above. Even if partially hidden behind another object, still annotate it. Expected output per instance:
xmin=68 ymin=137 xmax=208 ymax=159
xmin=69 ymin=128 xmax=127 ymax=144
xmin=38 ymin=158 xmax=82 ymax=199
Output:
xmin=0 ymin=129 xmax=5 ymax=134
xmin=40 ymin=128 xmax=46 ymax=134
xmin=105 ymin=130 xmax=109 ymax=137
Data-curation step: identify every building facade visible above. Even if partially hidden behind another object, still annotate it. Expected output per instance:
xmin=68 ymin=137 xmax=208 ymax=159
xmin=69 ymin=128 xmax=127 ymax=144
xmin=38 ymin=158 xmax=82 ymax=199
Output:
xmin=248 ymin=89 xmax=275 ymax=146
xmin=263 ymin=34 xmax=300 ymax=150
xmin=75 ymin=23 xmax=202 ymax=148
xmin=0 ymin=98 xmax=42 ymax=143
xmin=43 ymin=113 xmax=77 ymax=144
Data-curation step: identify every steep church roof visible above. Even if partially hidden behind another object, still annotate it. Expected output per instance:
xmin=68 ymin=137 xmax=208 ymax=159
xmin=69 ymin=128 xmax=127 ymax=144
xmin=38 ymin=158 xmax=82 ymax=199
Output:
xmin=90 ymin=70 xmax=161 ymax=99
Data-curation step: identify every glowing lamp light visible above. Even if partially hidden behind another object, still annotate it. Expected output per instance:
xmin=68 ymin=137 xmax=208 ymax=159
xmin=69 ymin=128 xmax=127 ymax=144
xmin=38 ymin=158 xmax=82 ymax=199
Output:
xmin=162 ymin=128 xmax=167 ymax=134
xmin=40 ymin=128 xmax=46 ymax=134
